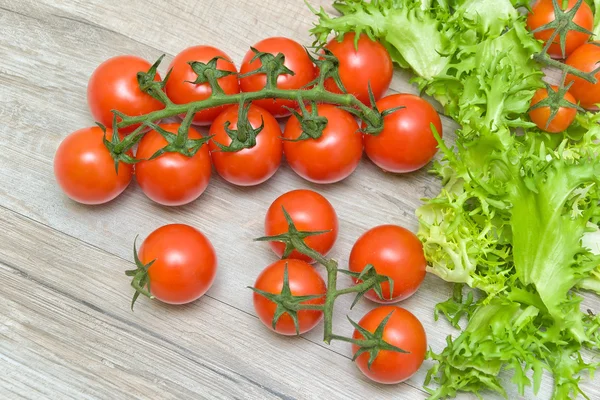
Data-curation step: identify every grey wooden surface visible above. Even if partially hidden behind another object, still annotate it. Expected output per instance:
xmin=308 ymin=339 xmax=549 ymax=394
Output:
xmin=0 ymin=1 xmax=598 ymax=399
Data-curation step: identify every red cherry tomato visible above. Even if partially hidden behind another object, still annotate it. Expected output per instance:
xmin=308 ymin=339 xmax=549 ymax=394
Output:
xmin=208 ymin=105 xmax=282 ymax=186
xmin=87 ymin=55 xmax=164 ymax=134
xmin=529 ymin=85 xmax=577 ymax=133
xmin=135 ymin=123 xmax=211 ymax=206
xmin=324 ymin=32 xmax=393 ymax=105
xmin=283 ymin=104 xmax=362 ymax=184
xmin=139 ymin=224 xmax=217 ymax=304
xmin=252 ymin=259 xmax=326 ymax=335
xmin=363 ymin=94 xmax=442 ymax=173
xmin=166 ymin=46 xmax=240 ymax=126
xmin=527 ymin=0 xmax=593 ymax=59
xmin=349 ymin=225 xmax=426 ymax=303
xmin=352 ymin=306 xmax=427 ymax=384
xmin=54 ymin=126 xmax=133 ymax=205
xmin=240 ymin=37 xmax=316 ymax=117
xmin=566 ymin=42 xmax=600 ymax=110
xmin=264 ymin=190 xmax=338 ymax=263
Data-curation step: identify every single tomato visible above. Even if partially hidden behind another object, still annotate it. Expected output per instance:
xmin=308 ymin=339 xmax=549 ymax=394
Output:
xmin=165 ymin=46 xmax=240 ymax=125
xmin=283 ymin=104 xmax=362 ymax=184
xmin=54 ymin=126 xmax=133 ymax=205
xmin=138 ymin=224 xmax=217 ymax=304
xmin=264 ymin=189 xmax=338 ymax=263
xmin=349 ymin=225 xmax=426 ymax=303
xmin=363 ymin=94 xmax=442 ymax=173
xmin=240 ymin=37 xmax=316 ymax=117
xmin=352 ymin=306 xmax=426 ymax=384
xmin=252 ymin=259 xmax=326 ymax=335
xmin=566 ymin=42 xmax=600 ymax=110
xmin=527 ymin=0 xmax=593 ymax=59
xmin=529 ymin=85 xmax=577 ymax=133
xmin=87 ymin=55 xmax=164 ymax=133
xmin=324 ymin=32 xmax=393 ymax=104
xmin=135 ymin=123 xmax=211 ymax=206
xmin=209 ymin=105 xmax=282 ymax=186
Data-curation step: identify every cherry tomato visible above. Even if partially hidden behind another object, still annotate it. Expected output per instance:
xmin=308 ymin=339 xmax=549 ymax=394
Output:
xmin=566 ymin=42 xmax=600 ymax=110
xmin=363 ymin=94 xmax=442 ymax=173
xmin=240 ymin=37 xmax=316 ymax=117
xmin=265 ymin=190 xmax=338 ymax=263
xmin=349 ymin=225 xmax=426 ymax=303
xmin=208 ymin=105 xmax=282 ymax=186
xmin=324 ymin=32 xmax=393 ymax=105
xmin=283 ymin=104 xmax=362 ymax=184
xmin=54 ymin=126 xmax=133 ymax=205
xmin=87 ymin=55 xmax=164 ymax=133
xmin=252 ymin=259 xmax=326 ymax=335
xmin=529 ymin=85 xmax=577 ymax=133
xmin=166 ymin=46 xmax=240 ymax=126
xmin=352 ymin=306 xmax=426 ymax=384
xmin=139 ymin=224 xmax=217 ymax=304
xmin=527 ymin=0 xmax=593 ymax=59
xmin=135 ymin=123 xmax=211 ymax=206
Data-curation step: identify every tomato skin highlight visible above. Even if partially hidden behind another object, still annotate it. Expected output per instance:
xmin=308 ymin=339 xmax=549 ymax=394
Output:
xmin=283 ymin=104 xmax=362 ymax=184
xmin=566 ymin=42 xmax=600 ymax=110
xmin=526 ymin=0 xmax=593 ymax=59
xmin=253 ymin=259 xmax=326 ymax=335
xmin=209 ymin=105 xmax=282 ymax=186
xmin=54 ymin=126 xmax=133 ymax=205
xmin=352 ymin=306 xmax=427 ymax=384
xmin=265 ymin=190 xmax=338 ymax=263
xmin=363 ymin=94 xmax=442 ymax=173
xmin=139 ymin=224 xmax=217 ymax=304
xmin=324 ymin=32 xmax=393 ymax=105
xmin=166 ymin=46 xmax=240 ymax=126
xmin=87 ymin=55 xmax=164 ymax=134
xmin=529 ymin=86 xmax=577 ymax=133
xmin=349 ymin=225 xmax=426 ymax=303
xmin=135 ymin=123 xmax=212 ymax=206
xmin=240 ymin=37 xmax=316 ymax=117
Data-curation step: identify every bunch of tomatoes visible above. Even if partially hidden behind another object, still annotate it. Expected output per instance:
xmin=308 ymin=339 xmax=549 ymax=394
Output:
xmin=130 ymin=188 xmax=428 ymax=385
xmin=527 ymin=0 xmax=600 ymax=132
xmin=53 ymin=34 xmax=442 ymax=206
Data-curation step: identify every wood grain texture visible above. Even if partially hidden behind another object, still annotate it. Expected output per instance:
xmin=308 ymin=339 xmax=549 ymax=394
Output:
xmin=0 ymin=0 xmax=598 ymax=399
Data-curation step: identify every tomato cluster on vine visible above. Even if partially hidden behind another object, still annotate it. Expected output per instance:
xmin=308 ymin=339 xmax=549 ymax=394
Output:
xmin=54 ymin=35 xmax=443 ymax=207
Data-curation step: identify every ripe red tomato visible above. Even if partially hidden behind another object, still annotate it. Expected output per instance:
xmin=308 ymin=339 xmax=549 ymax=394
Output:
xmin=165 ymin=46 xmax=240 ymax=126
xmin=324 ymin=32 xmax=393 ymax=105
xmin=208 ymin=105 xmax=282 ymax=186
xmin=135 ymin=123 xmax=211 ymax=206
xmin=264 ymin=190 xmax=338 ymax=263
xmin=352 ymin=306 xmax=426 ymax=384
xmin=87 ymin=55 xmax=164 ymax=133
xmin=566 ymin=42 xmax=600 ymax=110
xmin=527 ymin=0 xmax=593 ymax=59
xmin=529 ymin=85 xmax=577 ymax=133
xmin=139 ymin=224 xmax=217 ymax=304
xmin=54 ymin=126 xmax=133 ymax=205
xmin=252 ymin=259 xmax=326 ymax=335
xmin=349 ymin=225 xmax=426 ymax=303
xmin=240 ymin=37 xmax=316 ymax=117
xmin=283 ymin=104 xmax=362 ymax=184
xmin=363 ymin=94 xmax=442 ymax=173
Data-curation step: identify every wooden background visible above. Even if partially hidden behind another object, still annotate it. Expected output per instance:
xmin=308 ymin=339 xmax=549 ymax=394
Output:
xmin=0 ymin=0 xmax=598 ymax=399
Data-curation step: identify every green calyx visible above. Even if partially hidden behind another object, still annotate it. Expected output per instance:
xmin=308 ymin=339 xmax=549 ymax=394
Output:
xmin=239 ymin=47 xmax=295 ymax=89
xmin=340 ymin=84 xmax=403 ymax=135
xmin=284 ymin=100 xmax=329 ymax=141
xmin=249 ymin=263 xmax=325 ymax=335
xmin=306 ymin=47 xmax=347 ymax=91
xmin=338 ymin=264 xmax=394 ymax=308
xmin=349 ymin=311 xmax=408 ymax=369
xmin=124 ymin=236 xmax=156 ymax=311
xmin=187 ymin=56 xmax=236 ymax=95
xmin=98 ymin=114 xmax=144 ymax=173
xmin=529 ymin=80 xmax=583 ymax=130
xmin=212 ymin=102 xmax=264 ymax=152
xmin=137 ymin=54 xmax=173 ymax=105
xmin=145 ymin=120 xmax=211 ymax=159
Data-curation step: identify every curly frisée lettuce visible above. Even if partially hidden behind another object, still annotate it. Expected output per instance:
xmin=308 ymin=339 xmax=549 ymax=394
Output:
xmin=311 ymin=0 xmax=600 ymax=398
